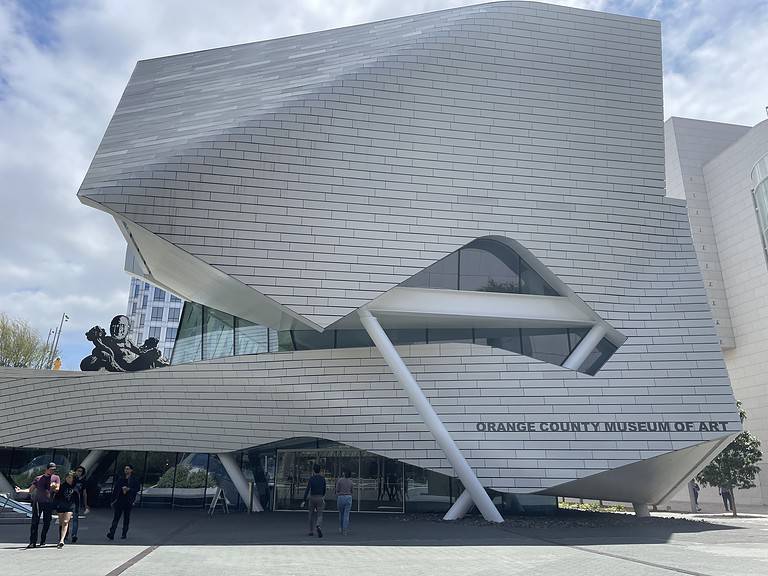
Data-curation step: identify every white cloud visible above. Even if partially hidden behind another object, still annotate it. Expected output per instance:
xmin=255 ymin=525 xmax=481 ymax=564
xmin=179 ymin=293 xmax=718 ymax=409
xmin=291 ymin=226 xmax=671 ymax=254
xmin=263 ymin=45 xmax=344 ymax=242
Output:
xmin=0 ymin=0 xmax=764 ymax=370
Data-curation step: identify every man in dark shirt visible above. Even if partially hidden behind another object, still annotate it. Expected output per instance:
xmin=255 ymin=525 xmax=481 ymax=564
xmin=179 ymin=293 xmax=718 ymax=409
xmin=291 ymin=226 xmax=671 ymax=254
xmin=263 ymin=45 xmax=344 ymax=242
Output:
xmin=303 ymin=464 xmax=326 ymax=537
xmin=26 ymin=462 xmax=60 ymax=548
xmin=107 ymin=464 xmax=141 ymax=540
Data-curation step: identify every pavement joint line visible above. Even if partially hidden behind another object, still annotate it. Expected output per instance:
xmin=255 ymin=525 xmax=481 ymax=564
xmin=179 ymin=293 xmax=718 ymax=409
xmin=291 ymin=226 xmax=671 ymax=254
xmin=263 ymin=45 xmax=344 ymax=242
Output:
xmin=501 ymin=526 xmax=715 ymax=576
xmin=103 ymin=518 xmax=198 ymax=576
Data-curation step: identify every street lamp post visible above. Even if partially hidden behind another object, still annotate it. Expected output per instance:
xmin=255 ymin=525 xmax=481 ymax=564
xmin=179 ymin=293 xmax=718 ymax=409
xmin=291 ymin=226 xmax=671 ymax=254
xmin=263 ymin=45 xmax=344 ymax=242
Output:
xmin=47 ymin=313 xmax=69 ymax=369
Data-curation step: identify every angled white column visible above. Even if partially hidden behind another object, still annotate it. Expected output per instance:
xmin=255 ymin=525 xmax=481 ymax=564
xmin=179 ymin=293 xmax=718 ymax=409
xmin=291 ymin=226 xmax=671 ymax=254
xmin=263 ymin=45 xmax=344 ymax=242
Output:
xmin=562 ymin=323 xmax=607 ymax=371
xmin=218 ymin=453 xmax=264 ymax=512
xmin=443 ymin=489 xmax=474 ymax=520
xmin=78 ymin=450 xmax=105 ymax=474
xmin=359 ymin=309 xmax=503 ymax=523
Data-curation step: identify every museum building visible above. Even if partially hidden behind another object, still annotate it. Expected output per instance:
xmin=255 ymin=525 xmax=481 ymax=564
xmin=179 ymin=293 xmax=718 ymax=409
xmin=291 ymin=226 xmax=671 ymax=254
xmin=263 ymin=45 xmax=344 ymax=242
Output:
xmin=0 ymin=2 xmax=742 ymax=520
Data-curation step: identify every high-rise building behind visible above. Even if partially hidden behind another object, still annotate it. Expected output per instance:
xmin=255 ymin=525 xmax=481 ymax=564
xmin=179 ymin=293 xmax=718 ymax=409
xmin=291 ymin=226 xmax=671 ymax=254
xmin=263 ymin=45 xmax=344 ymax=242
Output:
xmin=125 ymin=277 xmax=183 ymax=359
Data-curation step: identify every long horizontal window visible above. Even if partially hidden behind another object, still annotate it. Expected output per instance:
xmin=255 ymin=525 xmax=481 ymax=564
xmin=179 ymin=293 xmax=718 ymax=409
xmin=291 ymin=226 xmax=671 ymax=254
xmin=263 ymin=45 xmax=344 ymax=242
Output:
xmin=171 ymin=302 xmax=616 ymax=374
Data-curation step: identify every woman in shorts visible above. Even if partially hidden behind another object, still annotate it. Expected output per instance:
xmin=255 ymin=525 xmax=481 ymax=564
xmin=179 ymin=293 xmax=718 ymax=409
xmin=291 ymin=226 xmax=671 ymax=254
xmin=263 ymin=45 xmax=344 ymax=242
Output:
xmin=53 ymin=471 xmax=80 ymax=548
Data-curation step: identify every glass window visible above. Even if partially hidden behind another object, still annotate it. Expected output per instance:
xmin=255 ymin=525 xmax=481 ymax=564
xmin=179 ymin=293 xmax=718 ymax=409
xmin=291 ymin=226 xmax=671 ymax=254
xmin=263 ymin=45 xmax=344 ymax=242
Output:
xmin=568 ymin=328 xmax=588 ymax=351
xmin=235 ymin=318 xmax=270 ymax=355
xmin=170 ymin=295 xmax=181 ymax=303
xmin=151 ymin=307 xmax=164 ymax=321
xmin=579 ymin=337 xmax=618 ymax=376
xmin=521 ymin=328 xmax=572 ymax=366
xmin=474 ymin=327 xmax=522 ymax=354
xmin=459 ymin=239 xmax=520 ymax=293
xmin=148 ymin=326 xmax=162 ymax=340
xmin=291 ymin=330 xmax=335 ymax=351
xmin=143 ymin=282 xmax=149 ymax=290
xmin=172 ymin=302 xmax=203 ymax=363
xmin=404 ymin=463 xmax=454 ymax=513
xmin=165 ymin=327 xmax=177 ymax=341
xmin=154 ymin=288 xmax=166 ymax=301
xmin=428 ymin=328 xmax=473 ymax=343
xmin=202 ymin=307 xmax=235 ymax=360
xmin=141 ymin=452 xmax=177 ymax=508
xmin=278 ymin=331 xmax=295 ymax=352
xmin=133 ymin=282 xmax=141 ymax=297
xmin=167 ymin=307 xmax=181 ymax=323
xmin=131 ymin=302 xmax=137 ymax=314
xmin=384 ymin=329 xmax=427 ymax=345
xmin=141 ymin=294 xmax=148 ymax=308
xmin=520 ymin=260 xmax=558 ymax=296
xmin=169 ymin=453 xmax=212 ymax=509
xmin=401 ymin=251 xmax=459 ymax=290
xmin=335 ymin=330 xmax=373 ymax=349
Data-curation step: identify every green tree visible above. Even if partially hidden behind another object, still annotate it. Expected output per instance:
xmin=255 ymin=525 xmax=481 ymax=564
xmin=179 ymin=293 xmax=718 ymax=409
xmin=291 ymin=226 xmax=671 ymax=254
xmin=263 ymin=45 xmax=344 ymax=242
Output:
xmin=697 ymin=402 xmax=762 ymax=516
xmin=0 ymin=313 xmax=56 ymax=368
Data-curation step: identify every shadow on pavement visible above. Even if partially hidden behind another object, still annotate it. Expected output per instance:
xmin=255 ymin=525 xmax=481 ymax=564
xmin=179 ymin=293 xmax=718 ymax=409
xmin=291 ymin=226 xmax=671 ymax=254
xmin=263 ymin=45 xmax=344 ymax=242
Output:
xmin=0 ymin=508 xmax=742 ymax=549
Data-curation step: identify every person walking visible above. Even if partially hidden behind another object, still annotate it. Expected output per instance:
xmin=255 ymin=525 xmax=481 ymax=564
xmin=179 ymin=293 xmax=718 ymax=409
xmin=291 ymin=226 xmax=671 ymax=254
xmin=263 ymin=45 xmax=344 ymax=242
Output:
xmin=69 ymin=465 xmax=90 ymax=543
xmin=719 ymin=485 xmax=733 ymax=512
xmin=692 ymin=481 xmax=701 ymax=512
xmin=26 ymin=462 xmax=60 ymax=548
xmin=303 ymin=464 xmax=326 ymax=538
xmin=53 ymin=471 xmax=80 ymax=548
xmin=335 ymin=469 xmax=354 ymax=535
xmin=107 ymin=464 xmax=140 ymax=540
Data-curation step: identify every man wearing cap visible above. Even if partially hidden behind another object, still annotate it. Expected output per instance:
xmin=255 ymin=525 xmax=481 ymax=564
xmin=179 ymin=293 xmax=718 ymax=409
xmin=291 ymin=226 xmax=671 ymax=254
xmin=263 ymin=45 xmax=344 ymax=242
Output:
xmin=27 ymin=463 xmax=60 ymax=548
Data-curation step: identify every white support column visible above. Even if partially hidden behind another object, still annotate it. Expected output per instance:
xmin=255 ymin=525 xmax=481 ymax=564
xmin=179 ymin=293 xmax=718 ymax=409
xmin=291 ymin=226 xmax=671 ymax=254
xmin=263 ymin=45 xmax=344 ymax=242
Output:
xmin=443 ymin=489 xmax=474 ymax=520
xmin=633 ymin=502 xmax=650 ymax=517
xmin=78 ymin=450 xmax=105 ymax=474
xmin=562 ymin=323 xmax=607 ymax=371
xmin=359 ymin=309 xmax=503 ymax=523
xmin=218 ymin=453 xmax=263 ymax=512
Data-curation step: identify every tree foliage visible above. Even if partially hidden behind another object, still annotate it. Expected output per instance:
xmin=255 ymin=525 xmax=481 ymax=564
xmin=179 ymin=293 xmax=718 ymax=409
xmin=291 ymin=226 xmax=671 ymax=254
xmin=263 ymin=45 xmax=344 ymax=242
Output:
xmin=697 ymin=402 xmax=762 ymax=506
xmin=0 ymin=313 xmax=55 ymax=368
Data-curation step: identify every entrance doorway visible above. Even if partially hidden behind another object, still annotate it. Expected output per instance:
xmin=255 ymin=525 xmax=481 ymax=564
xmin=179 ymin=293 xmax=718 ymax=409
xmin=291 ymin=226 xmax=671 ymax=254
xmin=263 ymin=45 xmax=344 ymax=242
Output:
xmin=273 ymin=447 xmax=405 ymax=513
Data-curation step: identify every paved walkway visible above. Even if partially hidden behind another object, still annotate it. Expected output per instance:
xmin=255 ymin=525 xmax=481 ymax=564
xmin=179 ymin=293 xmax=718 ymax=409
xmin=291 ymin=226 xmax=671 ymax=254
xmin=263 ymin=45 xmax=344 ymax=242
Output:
xmin=1 ymin=509 xmax=767 ymax=575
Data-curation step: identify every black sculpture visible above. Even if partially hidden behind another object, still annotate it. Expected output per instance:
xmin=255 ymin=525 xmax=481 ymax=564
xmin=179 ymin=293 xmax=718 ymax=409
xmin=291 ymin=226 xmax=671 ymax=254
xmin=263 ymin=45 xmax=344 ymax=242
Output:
xmin=80 ymin=315 xmax=169 ymax=372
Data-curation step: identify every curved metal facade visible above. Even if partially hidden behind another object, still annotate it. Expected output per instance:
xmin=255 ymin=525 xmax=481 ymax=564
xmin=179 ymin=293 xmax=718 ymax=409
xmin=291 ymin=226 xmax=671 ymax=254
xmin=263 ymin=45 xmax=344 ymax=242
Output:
xmin=0 ymin=2 xmax=741 ymax=506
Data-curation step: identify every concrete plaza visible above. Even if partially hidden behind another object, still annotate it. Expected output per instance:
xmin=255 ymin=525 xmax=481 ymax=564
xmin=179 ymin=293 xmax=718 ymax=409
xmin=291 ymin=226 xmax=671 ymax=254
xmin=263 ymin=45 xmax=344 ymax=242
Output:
xmin=1 ymin=508 xmax=767 ymax=575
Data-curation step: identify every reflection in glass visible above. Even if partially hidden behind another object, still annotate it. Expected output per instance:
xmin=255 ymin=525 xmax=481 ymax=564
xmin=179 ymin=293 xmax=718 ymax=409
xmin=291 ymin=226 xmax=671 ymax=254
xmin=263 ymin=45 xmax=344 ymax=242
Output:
xmin=428 ymin=328 xmax=473 ymax=343
xmin=335 ymin=330 xmax=373 ymax=349
xmin=171 ymin=453 xmax=213 ymax=509
xmin=292 ymin=330 xmax=335 ymax=351
xmin=521 ymin=328 xmax=572 ymax=366
xmin=235 ymin=318 xmax=270 ymax=355
xmin=459 ymin=239 xmax=520 ymax=293
xmin=202 ymin=308 xmax=234 ymax=360
xmin=172 ymin=302 xmax=203 ymax=363
xmin=579 ymin=337 xmax=618 ymax=376
xmin=384 ymin=329 xmax=427 ymax=345
xmin=475 ymin=328 xmax=522 ymax=354
xmin=404 ymin=464 xmax=454 ymax=513
xmin=141 ymin=452 xmax=177 ymax=508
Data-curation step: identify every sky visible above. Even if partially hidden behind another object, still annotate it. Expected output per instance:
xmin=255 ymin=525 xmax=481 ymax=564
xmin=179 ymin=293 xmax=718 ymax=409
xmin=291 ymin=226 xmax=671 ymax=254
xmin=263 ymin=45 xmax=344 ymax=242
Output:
xmin=0 ymin=0 xmax=766 ymax=369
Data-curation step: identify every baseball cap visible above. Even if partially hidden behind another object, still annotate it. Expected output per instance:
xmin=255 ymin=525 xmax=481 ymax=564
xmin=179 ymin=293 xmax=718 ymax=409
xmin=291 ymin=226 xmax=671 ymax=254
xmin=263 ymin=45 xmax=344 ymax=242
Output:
xmin=47 ymin=462 xmax=57 ymax=469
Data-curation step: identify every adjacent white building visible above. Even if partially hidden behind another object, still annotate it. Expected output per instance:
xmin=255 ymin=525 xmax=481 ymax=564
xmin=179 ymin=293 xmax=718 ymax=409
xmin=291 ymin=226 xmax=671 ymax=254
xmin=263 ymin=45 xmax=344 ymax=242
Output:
xmin=665 ymin=116 xmax=768 ymax=507
xmin=125 ymin=277 xmax=183 ymax=360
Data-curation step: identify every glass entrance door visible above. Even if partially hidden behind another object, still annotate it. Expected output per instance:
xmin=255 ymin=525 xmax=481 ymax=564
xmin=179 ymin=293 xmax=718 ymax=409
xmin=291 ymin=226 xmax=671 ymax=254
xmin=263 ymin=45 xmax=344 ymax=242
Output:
xmin=273 ymin=446 xmax=404 ymax=513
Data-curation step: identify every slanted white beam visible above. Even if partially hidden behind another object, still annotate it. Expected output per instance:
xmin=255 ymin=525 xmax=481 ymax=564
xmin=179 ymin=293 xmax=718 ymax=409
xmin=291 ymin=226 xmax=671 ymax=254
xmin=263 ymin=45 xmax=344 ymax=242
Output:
xmin=218 ymin=453 xmax=264 ymax=512
xmin=359 ymin=309 xmax=503 ymax=523
xmin=78 ymin=450 xmax=105 ymax=474
xmin=359 ymin=287 xmax=593 ymax=330
xmin=443 ymin=489 xmax=474 ymax=520
xmin=562 ymin=323 xmax=607 ymax=371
